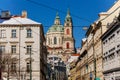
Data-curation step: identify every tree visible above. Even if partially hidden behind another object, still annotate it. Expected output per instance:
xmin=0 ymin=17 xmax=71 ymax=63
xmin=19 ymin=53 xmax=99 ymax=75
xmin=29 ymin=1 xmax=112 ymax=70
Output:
xmin=0 ymin=49 xmax=12 ymax=80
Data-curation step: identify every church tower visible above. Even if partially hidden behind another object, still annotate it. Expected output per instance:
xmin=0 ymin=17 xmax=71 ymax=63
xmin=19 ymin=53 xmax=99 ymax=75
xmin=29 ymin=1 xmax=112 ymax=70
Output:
xmin=63 ymin=9 xmax=75 ymax=54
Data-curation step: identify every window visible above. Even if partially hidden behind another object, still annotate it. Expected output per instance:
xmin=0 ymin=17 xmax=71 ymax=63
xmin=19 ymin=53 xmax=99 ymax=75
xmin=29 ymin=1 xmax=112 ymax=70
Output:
xmin=27 ymin=29 xmax=32 ymax=38
xmin=48 ymin=38 xmax=50 ymax=45
xmin=0 ymin=30 xmax=6 ymax=38
xmin=117 ymin=29 xmax=120 ymax=34
xmin=26 ymin=45 xmax=32 ymax=54
xmin=66 ymin=29 xmax=70 ymax=35
xmin=54 ymin=37 xmax=57 ymax=44
xmin=62 ymin=37 xmax=64 ymax=44
xmin=11 ymin=45 xmax=16 ymax=54
xmin=66 ymin=23 xmax=69 ymax=26
xmin=117 ymin=49 xmax=120 ymax=56
xmin=0 ymin=45 xmax=5 ymax=53
xmin=66 ymin=42 xmax=70 ymax=49
xmin=11 ymin=63 xmax=16 ymax=72
xmin=50 ymin=38 xmax=52 ymax=44
xmin=117 ymin=44 xmax=120 ymax=48
xmin=54 ymin=57 xmax=58 ymax=60
xmin=26 ymin=62 xmax=31 ymax=73
xmin=11 ymin=29 xmax=16 ymax=38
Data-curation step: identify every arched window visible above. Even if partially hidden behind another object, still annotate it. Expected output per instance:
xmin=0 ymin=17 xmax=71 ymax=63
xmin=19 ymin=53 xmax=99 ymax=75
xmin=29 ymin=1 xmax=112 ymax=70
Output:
xmin=54 ymin=37 xmax=57 ymax=44
xmin=48 ymin=38 xmax=50 ymax=45
xmin=66 ymin=42 xmax=70 ymax=49
xmin=66 ymin=29 xmax=70 ymax=35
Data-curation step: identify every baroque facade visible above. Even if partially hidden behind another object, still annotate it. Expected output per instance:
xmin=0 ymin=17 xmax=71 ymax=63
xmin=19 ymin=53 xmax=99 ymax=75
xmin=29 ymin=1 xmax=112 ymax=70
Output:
xmin=46 ymin=10 xmax=75 ymax=55
xmin=46 ymin=10 xmax=75 ymax=80
xmin=0 ymin=11 xmax=47 ymax=80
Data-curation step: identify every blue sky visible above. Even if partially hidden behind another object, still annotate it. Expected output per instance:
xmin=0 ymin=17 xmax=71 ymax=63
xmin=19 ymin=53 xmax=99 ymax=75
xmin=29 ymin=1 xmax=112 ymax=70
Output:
xmin=0 ymin=0 xmax=116 ymax=48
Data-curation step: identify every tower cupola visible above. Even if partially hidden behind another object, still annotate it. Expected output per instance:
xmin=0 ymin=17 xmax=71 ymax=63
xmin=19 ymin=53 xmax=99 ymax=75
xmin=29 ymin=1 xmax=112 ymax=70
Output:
xmin=54 ymin=12 xmax=60 ymax=25
xmin=65 ymin=9 xmax=72 ymax=22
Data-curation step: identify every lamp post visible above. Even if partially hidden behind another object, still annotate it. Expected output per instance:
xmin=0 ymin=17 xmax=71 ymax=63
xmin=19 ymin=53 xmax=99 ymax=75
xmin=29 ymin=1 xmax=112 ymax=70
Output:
xmin=83 ymin=26 xmax=89 ymax=79
xmin=91 ymin=27 xmax=96 ymax=80
xmin=23 ymin=47 xmax=32 ymax=80
xmin=0 ymin=49 xmax=2 ymax=80
xmin=83 ymin=26 xmax=96 ymax=80
xmin=29 ymin=54 xmax=32 ymax=80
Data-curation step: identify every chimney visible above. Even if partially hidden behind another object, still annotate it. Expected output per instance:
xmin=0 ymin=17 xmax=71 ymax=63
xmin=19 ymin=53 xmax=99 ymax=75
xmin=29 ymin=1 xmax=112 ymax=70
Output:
xmin=1 ymin=10 xmax=11 ymax=19
xmin=22 ymin=10 xmax=27 ymax=18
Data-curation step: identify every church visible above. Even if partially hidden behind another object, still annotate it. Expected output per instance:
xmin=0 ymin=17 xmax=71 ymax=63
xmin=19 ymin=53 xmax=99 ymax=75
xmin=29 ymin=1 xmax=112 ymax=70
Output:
xmin=46 ymin=10 xmax=75 ymax=55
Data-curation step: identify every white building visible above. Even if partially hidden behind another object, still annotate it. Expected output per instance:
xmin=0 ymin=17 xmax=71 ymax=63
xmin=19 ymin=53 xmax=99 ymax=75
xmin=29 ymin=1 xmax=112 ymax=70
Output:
xmin=0 ymin=11 xmax=47 ymax=80
xmin=101 ymin=13 xmax=120 ymax=80
xmin=47 ymin=54 xmax=67 ymax=80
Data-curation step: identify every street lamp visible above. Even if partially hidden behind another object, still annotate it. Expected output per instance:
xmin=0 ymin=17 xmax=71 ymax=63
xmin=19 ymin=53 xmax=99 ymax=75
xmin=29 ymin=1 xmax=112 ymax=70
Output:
xmin=83 ymin=26 xmax=89 ymax=77
xmin=29 ymin=52 xmax=32 ymax=80
xmin=91 ymin=33 xmax=96 ymax=80
xmin=23 ymin=47 xmax=32 ymax=80
xmin=83 ymin=26 xmax=96 ymax=80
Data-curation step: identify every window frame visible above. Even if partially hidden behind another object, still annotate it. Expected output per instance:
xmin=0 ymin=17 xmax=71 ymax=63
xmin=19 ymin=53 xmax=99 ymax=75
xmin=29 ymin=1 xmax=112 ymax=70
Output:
xmin=11 ymin=62 xmax=17 ymax=72
xmin=54 ymin=37 xmax=57 ymax=44
xmin=66 ymin=42 xmax=70 ymax=49
xmin=11 ymin=29 xmax=17 ymax=38
xmin=11 ymin=45 xmax=16 ymax=54
xmin=26 ymin=45 xmax=32 ymax=54
xmin=0 ymin=45 xmax=5 ymax=53
xmin=26 ymin=62 xmax=31 ymax=73
xmin=66 ymin=29 xmax=70 ymax=35
xmin=27 ymin=29 xmax=32 ymax=38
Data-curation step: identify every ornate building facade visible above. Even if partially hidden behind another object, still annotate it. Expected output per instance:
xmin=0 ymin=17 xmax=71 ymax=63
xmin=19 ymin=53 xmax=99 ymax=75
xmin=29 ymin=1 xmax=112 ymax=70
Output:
xmin=46 ymin=10 xmax=75 ymax=55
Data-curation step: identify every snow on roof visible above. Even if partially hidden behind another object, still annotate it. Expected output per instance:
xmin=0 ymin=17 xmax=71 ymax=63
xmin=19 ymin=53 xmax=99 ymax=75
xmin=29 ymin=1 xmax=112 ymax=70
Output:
xmin=0 ymin=17 xmax=41 ymax=25
xmin=82 ymin=38 xmax=87 ymax=42
xmin=68 ymin=55 xmax=79 ymax=63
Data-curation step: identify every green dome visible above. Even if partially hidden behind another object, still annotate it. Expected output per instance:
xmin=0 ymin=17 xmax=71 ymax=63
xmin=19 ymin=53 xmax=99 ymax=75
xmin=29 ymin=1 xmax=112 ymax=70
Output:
xmin=48 ymin=24 xmax=64 ymax=32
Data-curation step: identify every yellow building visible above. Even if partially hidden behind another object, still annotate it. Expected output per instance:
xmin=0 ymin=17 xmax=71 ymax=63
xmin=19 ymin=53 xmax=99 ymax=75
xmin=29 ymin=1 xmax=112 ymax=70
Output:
xmin=69 ymin=60 xmax=77 ymax=80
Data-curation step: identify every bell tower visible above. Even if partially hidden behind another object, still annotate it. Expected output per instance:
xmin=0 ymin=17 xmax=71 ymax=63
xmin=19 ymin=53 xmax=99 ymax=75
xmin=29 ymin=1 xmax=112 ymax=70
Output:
xmin=63 ymin=9 xmax=75 ymax=54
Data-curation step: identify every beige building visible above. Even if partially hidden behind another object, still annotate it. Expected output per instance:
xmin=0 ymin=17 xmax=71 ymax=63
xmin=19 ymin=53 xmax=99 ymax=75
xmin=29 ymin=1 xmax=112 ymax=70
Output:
xmin=69 ymin=60 xmax=77 ymax=80
xmin=0 ymin=11 xmax=47 ymax=80
xmin=75 ymin=0 xmax=120 ymax=80
xmin=68 ymin=54 xmax=80 ymax=80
